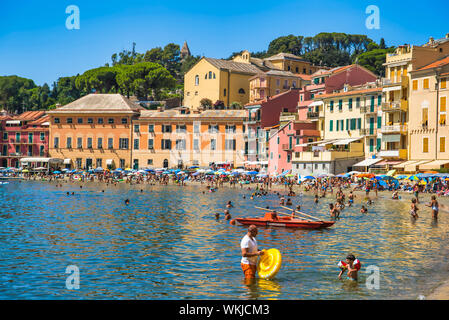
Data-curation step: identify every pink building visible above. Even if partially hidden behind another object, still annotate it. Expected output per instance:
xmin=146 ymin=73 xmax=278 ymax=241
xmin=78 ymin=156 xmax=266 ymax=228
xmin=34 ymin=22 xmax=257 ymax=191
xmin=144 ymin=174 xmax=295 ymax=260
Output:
xmin=267 ymin=119 xmax=320 ymax=176
xmin=0 ymin=111 xmax=49 ymax=167
xmin=244 ymin=89 xmax=301 ymax=170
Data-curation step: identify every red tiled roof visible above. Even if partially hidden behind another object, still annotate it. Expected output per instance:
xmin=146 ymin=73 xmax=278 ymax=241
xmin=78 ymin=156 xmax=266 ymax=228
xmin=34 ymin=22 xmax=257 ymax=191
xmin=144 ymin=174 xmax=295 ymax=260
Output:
xmin=14 ymin=111 xmax=46 ymax=121
xmin=416 ymin=56 xmax=449 ymax=71
xmin=0 ymin=115 xmax=12 ymax=121
xmin=28 ymin=115 xmax=49 ymax=126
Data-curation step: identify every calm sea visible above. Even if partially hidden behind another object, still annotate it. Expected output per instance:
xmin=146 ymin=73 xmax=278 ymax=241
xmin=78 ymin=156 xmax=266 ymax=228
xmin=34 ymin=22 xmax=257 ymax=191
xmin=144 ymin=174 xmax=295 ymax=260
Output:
xmin=1 ymin=180 xmax=448 ymax=299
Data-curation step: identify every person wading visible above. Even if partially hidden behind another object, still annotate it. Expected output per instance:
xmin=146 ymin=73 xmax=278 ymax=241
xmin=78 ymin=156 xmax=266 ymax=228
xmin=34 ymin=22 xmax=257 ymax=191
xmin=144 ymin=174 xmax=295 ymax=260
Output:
xmin=240 ymin=225 xmax=264 ymax=280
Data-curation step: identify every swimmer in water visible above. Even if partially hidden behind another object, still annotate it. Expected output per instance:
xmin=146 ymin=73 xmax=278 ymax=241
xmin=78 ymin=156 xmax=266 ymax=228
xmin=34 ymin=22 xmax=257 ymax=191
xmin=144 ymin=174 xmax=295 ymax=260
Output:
xmin=125 ymin=199 xmax=130 ymax=205
xmin=360 ymin=205 xmax=368 ymax=213
xmin=426 ymin=195 xmax=439 ymax=220
xmin=286 ymin=198 xmax=292 ymax=206
xmin=226 ymin=201 xmax=234 ymax=208
xmin=338 ymin=254 xmax=359 ymax=281
xmin=224 ymin=210 xmax=231 ymax=220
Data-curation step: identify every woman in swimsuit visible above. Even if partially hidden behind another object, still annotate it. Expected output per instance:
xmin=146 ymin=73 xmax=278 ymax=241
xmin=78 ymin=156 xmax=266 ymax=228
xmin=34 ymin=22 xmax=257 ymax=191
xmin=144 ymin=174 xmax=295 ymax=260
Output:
xmin=426 ymin=195 xmax=439 ymax=220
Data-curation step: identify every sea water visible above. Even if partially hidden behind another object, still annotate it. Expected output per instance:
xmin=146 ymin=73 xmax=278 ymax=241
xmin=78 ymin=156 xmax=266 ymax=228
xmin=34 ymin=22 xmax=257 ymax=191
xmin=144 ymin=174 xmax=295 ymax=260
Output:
xmin=0 ymin=181 xmax=448 ymax=299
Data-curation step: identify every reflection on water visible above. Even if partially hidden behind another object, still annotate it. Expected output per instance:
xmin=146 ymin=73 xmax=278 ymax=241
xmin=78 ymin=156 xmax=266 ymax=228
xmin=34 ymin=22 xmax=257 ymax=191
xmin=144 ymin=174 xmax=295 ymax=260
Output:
xmin=1 ymin=181 xmax=449 ymax=299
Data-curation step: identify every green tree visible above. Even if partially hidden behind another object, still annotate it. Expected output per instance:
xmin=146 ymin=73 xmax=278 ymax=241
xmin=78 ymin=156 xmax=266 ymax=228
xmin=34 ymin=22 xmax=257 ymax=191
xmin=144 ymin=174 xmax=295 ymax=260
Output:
xmin=354 ymin=47 xmax=396 ymax=76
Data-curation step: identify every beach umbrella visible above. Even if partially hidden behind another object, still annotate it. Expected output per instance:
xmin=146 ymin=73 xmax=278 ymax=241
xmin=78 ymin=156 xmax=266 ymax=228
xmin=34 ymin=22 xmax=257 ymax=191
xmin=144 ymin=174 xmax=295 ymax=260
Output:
xmin=94 ymin=167 xmax=104 ymax=172
xmin=408 ymin=175 xmax=419 ymax=181
xmin=386 ymin=169 xmax=396 ymax=176
xmin=285 ymin=174 xmax=295 ymax=177
xmin=246 ymin=171 xmax=258 ymax=175
xmin=188 ymin=166 xmax=199 ymax=169
xmin=22 ymin=169 xmax=29 ymax=173
xmin=424 ymin=171 xmax=438 ymax=174
xmin=53 ymin=171 xmax=61 ymax=174
xmin=304 ymin=176 xmax=315 ymax=180
xmin=177 ymin=171 xmax=185 ymax=175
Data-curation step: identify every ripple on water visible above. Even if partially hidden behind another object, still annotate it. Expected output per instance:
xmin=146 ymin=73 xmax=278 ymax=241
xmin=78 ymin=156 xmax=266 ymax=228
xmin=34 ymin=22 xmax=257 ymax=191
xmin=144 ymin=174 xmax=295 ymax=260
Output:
xmin=1 ymin=181 xmax=449 ymax=299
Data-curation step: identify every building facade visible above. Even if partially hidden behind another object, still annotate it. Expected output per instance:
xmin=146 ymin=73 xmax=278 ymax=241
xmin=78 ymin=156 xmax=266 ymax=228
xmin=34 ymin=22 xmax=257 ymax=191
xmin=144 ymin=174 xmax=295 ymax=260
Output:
xmin=407 ymin=56 xmax=449 ymax=171
xmin=47 ymin=94 xmax=144 ymax=170
xmin=0 ymin=111 xmax=49 ymax=168
xmin=132 ymin=108 xmax=246 ymax=169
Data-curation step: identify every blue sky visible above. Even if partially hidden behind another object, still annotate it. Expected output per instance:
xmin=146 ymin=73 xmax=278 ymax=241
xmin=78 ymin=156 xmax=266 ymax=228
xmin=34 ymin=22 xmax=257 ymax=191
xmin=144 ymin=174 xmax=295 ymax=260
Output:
xmin=1 ymin=0 xmax=448 ymax=86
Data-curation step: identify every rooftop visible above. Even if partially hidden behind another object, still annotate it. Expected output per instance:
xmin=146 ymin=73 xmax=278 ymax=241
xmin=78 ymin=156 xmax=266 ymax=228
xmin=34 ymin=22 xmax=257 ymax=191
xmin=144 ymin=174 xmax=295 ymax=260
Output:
xmin=48 ymin=94 xmax=144 ymax=114
xmin=414 ymin=55 xmax=449 ymax=71
xmin=139 ymin=109 xmax=246 ymax=119
xmin=204 ymin=57 xmax=261 ymax=74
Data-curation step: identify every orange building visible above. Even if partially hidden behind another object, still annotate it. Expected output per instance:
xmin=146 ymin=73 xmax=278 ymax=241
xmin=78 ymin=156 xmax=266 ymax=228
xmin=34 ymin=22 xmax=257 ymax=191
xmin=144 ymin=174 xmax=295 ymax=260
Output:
xmin=132 ymin=107 xmax=246 ymax=169
xmin=47 ymin=94 xmax=144 ymax=169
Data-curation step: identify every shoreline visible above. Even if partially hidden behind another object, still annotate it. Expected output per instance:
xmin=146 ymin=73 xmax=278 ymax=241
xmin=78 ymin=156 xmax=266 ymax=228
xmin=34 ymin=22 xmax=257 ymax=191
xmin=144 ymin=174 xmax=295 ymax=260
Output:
xmin=14 ymin=177 xmax=449 ymax=299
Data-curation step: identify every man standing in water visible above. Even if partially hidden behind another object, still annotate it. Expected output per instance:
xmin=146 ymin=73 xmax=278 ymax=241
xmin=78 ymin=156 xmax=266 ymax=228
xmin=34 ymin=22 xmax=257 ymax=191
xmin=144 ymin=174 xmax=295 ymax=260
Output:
xmin=240 ymin=225 xmax=264 ymax=279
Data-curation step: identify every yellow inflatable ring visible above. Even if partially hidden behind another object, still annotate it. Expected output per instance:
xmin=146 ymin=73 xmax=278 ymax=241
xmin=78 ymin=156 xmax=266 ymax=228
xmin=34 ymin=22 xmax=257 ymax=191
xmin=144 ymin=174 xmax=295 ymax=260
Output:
xmin=258 ymin=248 xmax=282 ymax=279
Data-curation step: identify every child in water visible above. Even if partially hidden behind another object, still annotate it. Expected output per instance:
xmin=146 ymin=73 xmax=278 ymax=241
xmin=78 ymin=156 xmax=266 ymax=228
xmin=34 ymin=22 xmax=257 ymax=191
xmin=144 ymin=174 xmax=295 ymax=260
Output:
xmin=360 ymin=205 xmax=368 ymax=213
xmin=338 ymin=254 xmax=360 ymax=281
xmin=314 ymin=195 xmax=319 ymax=204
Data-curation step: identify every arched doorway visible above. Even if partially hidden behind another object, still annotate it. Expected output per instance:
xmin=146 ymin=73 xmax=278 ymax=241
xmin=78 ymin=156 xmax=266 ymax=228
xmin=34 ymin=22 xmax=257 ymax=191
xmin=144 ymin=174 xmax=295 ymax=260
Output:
xmin=163 ymin=159 xmax=168 ymax=168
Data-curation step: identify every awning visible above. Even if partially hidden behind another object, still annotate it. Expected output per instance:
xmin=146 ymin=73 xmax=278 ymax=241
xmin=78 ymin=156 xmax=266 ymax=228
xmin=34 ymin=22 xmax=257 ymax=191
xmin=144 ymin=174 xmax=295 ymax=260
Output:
xmin=383 ymin=85 xmax=402 ymax=92
xmin=6 ymin=120 xmax=21 ymax=125
xmin=333 ymin=137 xmax=362 ymax=145
xmin=64 ymin=159 xmax=71 ymax=164
xmin=309 ymin=101 xmax=324 ymax=107
xmin=418 ymin=160 xmax=449 ymax=170
xmin=404 ymin=160 xmax=431 ymax=172
xmin=297 ymin=139 xmax=338 ymax=147
xmin=393 ymin=160 xmax=418 ymax=169
xmin=20 ymin=157 xmax=62 ymax=163
xmin=106 ymin=159 xmax=113 ymax=165
xmin=353 ymin=158 xmax=383 ymax=167
xmin=375 ymin=160 xmax=404 ymax=166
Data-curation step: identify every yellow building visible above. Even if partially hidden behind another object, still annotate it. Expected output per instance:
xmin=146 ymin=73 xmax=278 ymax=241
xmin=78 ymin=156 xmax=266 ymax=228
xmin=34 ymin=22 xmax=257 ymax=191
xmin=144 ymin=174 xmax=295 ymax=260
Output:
xmin=183 ymin=56 xmax=262 ymax=110
xmin=249 ymin=70 xmax=310 ymax=103
xmin=47 ymin=94 xmax=143 ymax=170
xmin=318 ymin=85 xmax=383 ymax=158
xmin=132 ymin=107 xmax=246 ymax=168
xmin=382 ymin=34 xmax=449 ymax=169
xmin=406 ymin=56 xmax=449 ymax=171
xmin=263 ymin=52 xmax=321 ymax=74
xmin=292 ymin=84 xmax=384 ymax=175
xmin=183 ymin=50 xmax=319 ymax=109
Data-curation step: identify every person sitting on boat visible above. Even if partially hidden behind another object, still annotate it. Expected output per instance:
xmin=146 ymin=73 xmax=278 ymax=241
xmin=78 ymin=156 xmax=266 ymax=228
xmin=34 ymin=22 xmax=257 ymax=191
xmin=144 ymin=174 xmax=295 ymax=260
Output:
xmin=240 ymin=225 xmax=264 ymax=280
xmin=292 ymin=205 xmax=301 ymax=218
xmin=271 ymin=211 xmax=278 ymax=220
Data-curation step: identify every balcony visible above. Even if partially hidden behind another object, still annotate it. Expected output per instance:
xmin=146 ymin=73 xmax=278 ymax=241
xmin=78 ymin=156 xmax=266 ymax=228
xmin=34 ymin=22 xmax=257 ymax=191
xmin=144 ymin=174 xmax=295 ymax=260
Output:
xmin=307 ymin=111 xmax=319 ymax=119
xmin=282 ymin=144 xmax=293 ymax=151
xmin=359 ymin=128 xmax=377 ymax=136
xmin=377 ymin=149 xmax=407 ymax=159
xmin=380 ymin=124 xmax=408 ymax=134
xmin=251 ymin=82 xmax=268 ymax=89
xmin=360 ymin=106 xmax=378 ymax=114
xmin=381 ymin=100 xmax=407 ymax=112
xmin=382 ymin=75 xmax=408 ymax=88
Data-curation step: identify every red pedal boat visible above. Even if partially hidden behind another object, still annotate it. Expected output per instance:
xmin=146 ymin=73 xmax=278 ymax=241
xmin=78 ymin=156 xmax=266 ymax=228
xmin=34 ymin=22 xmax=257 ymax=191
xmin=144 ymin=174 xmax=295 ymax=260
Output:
xmin=233 ymin=211 xmax=335 ymax=229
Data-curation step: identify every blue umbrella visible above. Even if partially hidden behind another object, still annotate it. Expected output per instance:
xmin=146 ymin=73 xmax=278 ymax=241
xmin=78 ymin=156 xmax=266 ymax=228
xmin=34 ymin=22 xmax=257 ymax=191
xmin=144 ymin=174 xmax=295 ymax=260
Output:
xmin=246 ymin=171 xmax=258 ymax=175
xmin=304 ymin=176 xmax=315 ymax=180
xmin=53 ymin=171 xmax=61 ymax=174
